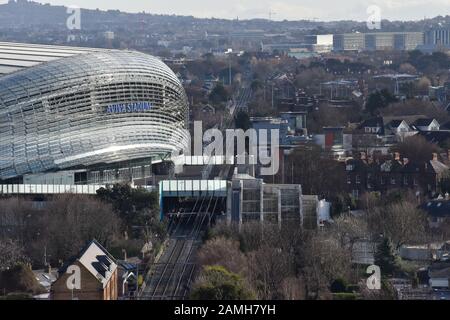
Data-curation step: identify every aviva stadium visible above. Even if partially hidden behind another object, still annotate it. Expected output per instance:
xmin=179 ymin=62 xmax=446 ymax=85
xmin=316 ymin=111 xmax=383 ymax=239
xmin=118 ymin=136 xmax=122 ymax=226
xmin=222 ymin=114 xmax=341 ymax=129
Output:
xmin=0 ymin=42 xmax=189 ymax=185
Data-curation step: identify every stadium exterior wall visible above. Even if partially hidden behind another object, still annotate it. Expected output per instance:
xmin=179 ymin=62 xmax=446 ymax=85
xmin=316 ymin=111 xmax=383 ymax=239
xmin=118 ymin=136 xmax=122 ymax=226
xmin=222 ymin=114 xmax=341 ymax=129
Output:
xmin=0 ymin=50 xmax=189 ymax=180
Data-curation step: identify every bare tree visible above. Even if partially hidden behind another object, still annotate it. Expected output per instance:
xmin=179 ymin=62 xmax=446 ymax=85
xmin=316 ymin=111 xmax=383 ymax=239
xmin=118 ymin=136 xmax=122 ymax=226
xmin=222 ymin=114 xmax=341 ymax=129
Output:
xmin=44 ymin=195 xmax=120 ymax=263
xmin=391 ymin=135 xmax=441 ymax=163
xmin=197 ymin=237 xmax=248 ymax=276
xmin=299 ymin=233 xmax=353 ymax=299
xmin=332 ymin=214 xmax=369 ymax=251
xmin=247 ymin=245 xmax=293 ymax=300
xmin=366 ymin=200 xmax=428 ymax=249
xmin=0 ymin=239 xmax=29 ymax=271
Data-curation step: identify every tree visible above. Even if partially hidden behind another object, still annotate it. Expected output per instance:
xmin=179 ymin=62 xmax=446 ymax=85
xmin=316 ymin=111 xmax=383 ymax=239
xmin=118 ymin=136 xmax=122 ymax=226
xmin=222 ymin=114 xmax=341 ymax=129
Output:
xmin=366 ymin=200 xmax=428 ymax=249
xmin=44 ymin=195 xmax=120 ymax=264
xmin=366 ymin=89 xmax=398 ymax=115
xmin=0 ymin=239 xmax=29 ymax=271
xmin=190 ymin=265 xmax=255 ymax=300
xmin=374 ymin=238 xmax=398 ymax=277
xmin=234 ymin=110 xmax=251 ymax=131
xmin=247 ymin=245 xmax=293 ymax=300
xmin=381 ymin=100 xmax=450 ymax=124
xmin=298 ymin=233 xmax=352 ymax=300
xmin=330 ymin=278 xmax=348 ymax=293
xmin=391 ymin=135 xmax=440 ymax=163
xmin=209 ymin=83 xmax=229 ymax=104
xmin=332 ymin=213 xmax=369 ymax=252
xmin=96 ymin=184 xmax=161 ymax=234
xmin=197 ymin=237 xmax=248 ymax=275
xmin=286 ymin=146 xmax=346 ymax=197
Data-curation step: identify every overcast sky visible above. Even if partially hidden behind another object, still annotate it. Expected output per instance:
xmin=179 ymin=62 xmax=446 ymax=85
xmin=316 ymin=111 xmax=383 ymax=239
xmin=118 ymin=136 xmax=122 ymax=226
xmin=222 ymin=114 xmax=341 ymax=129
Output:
xmin=5 ymin=0 xmax=450 ymax=21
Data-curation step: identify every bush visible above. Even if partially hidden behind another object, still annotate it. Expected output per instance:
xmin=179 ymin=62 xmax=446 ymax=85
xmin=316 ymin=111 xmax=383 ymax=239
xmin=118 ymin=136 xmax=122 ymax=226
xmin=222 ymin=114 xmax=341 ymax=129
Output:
xmin=191 ymin=265 xmax=255 ymax=300
xmin=333 ymin=293 xmax=358 ymax=300
xmin=330 ymin=278 xmax=348 ymax=293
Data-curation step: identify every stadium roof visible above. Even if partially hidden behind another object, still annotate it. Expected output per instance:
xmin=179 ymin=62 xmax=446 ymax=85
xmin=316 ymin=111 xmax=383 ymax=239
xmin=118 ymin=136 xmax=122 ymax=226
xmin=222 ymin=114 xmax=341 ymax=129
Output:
xmin=0 ymin=41 xmax=105 ymax=75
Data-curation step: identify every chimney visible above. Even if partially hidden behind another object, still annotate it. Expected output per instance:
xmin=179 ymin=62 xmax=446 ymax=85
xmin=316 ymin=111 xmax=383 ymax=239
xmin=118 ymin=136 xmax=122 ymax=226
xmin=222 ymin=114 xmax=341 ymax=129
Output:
xmin=432 ymin=153 xmax=438 ymax=161
xmin=403 ymin=158 xmax=409 ymax=165
xmin=394 ymin=152 xmax=400 ymax=161
xmin=360 ymin=152 xmax=366 ymax=160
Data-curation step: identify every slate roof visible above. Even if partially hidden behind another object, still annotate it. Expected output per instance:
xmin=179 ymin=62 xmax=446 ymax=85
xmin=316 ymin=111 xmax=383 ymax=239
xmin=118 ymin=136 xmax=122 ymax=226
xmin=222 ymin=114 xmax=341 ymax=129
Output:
xmin=413 ymin=118 xmax=436 ymax=127
xmin=59 ymin=239 xmax=117 ymax=288
xmin=419 ymin=131 xmax=450 ymax=144
xmin=421 ymin=200 xmax=450 ymax=217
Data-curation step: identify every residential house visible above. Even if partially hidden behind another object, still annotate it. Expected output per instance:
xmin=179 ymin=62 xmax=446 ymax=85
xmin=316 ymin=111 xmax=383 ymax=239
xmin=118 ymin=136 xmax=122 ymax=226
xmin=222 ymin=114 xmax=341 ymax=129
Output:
xmin=201 ymin=104 xmax=215 ymax=114
xmin=345 ymin=152 xmax=449 ymax=199
xmin=428 ymin=262 xmax=450 ymax=289
xmin=420 ymin=200 xmax=450 ymax=228
xmin=51 ymin=240 xmax=118 ymax=300
xmin=357 ymin=115 xmax=431 ymax=137
xmin=412 ymin=118 xmax=440 ymax=131
xmin=353 ymin=115 xmax=438 ymax=154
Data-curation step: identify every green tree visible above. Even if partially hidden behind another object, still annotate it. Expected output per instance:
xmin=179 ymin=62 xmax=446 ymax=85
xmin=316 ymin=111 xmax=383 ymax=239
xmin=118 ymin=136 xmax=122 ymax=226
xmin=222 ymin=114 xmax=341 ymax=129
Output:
xmin=209 ymin=83 xmax=229 ymax=104
xmin=96 ymin=184 xmax=161 ymax=236
xmin=366 ymin=89 xmax=398 ymax=115
xmin=374 ymin=238 xmax=398 ymax=277
xmin=330 ymin=278 xmax=348 ymax=293
xmin=234 ymin=110 xmax=252 ymax=131
xmin=191 ymin=265 xmax=255 ymax=300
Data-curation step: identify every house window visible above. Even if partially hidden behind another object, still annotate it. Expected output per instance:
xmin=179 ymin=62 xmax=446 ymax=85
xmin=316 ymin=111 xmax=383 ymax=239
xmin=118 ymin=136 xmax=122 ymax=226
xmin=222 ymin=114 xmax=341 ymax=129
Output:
xmin=356 ymin=175 xmax=361 ymax=184
xmin=347 ymin=176 xmax=352 ymax=184
xmin=381 ymin=177 xmax=385 ymax=185
xmin=391 ymin=177 xmax=396 ymax=185
xmin=403 ymin=176 xmax=408 ymax=185
xmin=352 ymin=189 xmax=359 ymax=199
xmin=413 ymin=178 xmax=418 ymax=186
xmin=365 ymin=127 xmax=371 ymax=133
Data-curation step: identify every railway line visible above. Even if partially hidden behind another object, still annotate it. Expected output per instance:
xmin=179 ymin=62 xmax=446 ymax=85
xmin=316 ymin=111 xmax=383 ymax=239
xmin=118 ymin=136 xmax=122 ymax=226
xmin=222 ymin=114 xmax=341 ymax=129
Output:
xmin=139 ymin=195 xmax=220 ymax=300
xmin=138 ymin=82 xmax=250 ymax=300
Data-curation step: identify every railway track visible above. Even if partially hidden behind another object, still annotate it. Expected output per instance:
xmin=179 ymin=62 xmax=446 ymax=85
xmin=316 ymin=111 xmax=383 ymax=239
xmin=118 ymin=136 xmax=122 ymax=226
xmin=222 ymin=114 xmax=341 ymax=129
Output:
xmin=139 ymin=196 xmax=219 ymax=300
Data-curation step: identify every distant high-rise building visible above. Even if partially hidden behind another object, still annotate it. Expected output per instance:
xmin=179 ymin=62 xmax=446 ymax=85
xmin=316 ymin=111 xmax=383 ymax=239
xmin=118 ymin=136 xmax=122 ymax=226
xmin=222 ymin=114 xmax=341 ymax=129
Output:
xmin=333 ymin=32 xmax=424 ymax=51
xmin=425 ymin=28 xmax=450 ymax=46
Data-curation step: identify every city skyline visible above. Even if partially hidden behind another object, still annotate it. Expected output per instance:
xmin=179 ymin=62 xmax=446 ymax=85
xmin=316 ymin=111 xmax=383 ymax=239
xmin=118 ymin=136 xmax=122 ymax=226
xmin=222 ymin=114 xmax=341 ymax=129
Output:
xmin=2 ymin=0 xmax=449 ymax=22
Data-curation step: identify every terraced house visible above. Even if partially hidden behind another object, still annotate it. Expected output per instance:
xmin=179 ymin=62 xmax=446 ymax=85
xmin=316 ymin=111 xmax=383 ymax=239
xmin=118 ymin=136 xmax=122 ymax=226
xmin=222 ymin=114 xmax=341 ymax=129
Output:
xmin=345 ymin=152 xmax=450 ymax=199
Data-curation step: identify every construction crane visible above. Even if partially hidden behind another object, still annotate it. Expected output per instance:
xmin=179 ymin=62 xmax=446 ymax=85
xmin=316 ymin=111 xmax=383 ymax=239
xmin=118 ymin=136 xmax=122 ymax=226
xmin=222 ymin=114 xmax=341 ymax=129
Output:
xmin=269 ymin=10 xmax=276 ymax=21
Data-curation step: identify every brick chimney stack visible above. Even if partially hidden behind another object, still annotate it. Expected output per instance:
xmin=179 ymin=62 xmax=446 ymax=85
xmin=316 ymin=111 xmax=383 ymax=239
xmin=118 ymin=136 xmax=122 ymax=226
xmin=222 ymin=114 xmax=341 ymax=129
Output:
xmin=432 ymin=153 xmax=438 ymax=161
xmin=394 ymin=152 xmax=401 ymax=161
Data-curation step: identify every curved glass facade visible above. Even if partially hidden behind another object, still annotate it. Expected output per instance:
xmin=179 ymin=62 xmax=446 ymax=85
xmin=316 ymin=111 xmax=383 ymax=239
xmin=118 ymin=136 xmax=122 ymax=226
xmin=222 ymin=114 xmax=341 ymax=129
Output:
xmin=0 ymin=50 xmax=189 ymax=179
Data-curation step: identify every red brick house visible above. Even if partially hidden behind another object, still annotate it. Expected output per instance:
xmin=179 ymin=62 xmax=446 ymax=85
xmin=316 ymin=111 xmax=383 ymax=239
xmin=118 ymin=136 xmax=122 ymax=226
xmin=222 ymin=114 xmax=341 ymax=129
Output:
xmin=51 ymin=240 xmax=118 ymax=300
xmin=345 ymin=152 xmax=449 ymax=199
